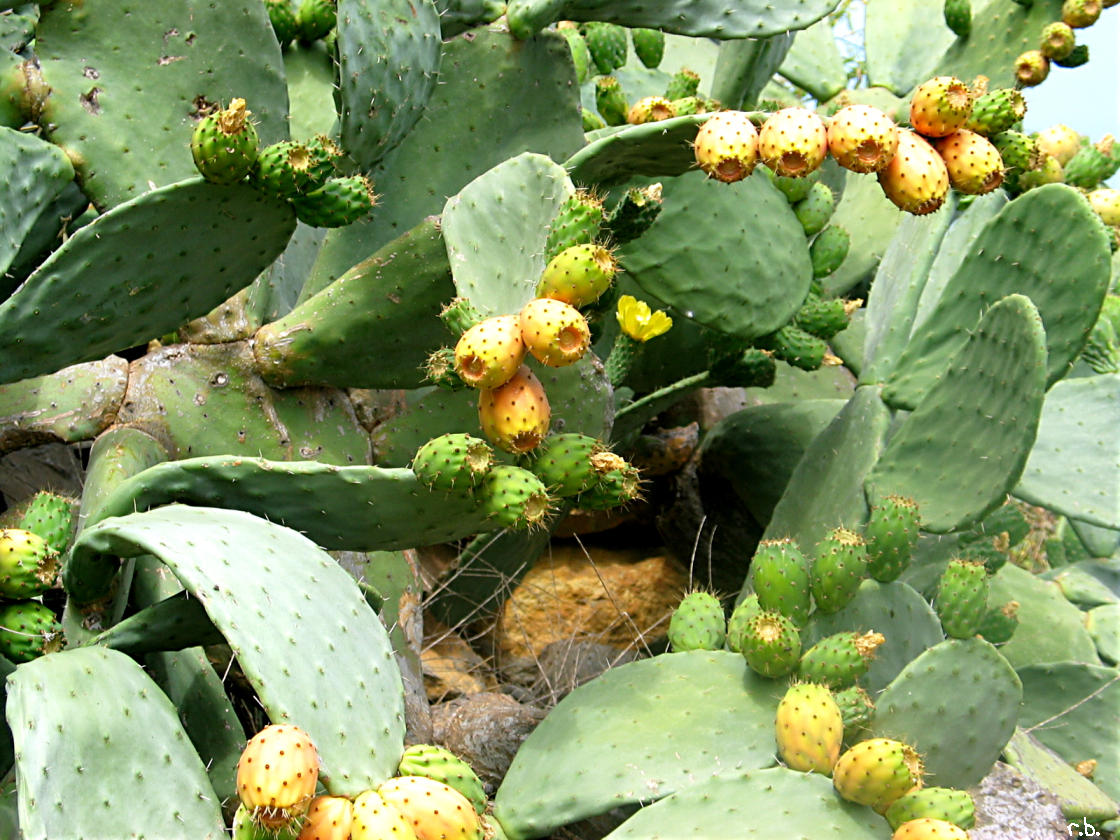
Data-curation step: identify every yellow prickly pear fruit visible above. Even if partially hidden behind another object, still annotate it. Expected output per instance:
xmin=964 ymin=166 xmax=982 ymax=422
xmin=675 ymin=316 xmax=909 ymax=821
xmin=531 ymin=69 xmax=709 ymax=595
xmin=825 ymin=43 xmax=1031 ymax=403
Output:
xmin=878 ymin=129 xmax=950 ymax=216
xmin=774 ymin=682 xmax=844 ymax=774
xmin=236 ymin=724 xmax=320 ymax=830
xmin=934 ymin=129 xmax=1005 ymax=195
xmin=758 ymin=107 xmax=829 ymax=178
xmin=827 ymin=104 xmax=899 ymax=173
xmin=454 ymin=314 xmax=527 ymax=389
xmin=627 ymin=95 xmax=675 ymax=124
xmin=478 ymin=365 xmax=551 ymax=454
xmin=909 ymin=76 xmax=974 ymax=138
xmin=518 ymin=298 xmax=591 ymax=367
xmin=1035 ymin=123 xmax=1082 ymax=166
xmin=833 ymin=738 xmax=925 ymax=814
xmin=891 ymin=817 xmax=970 ymax=839
xmin=693 ymin=110 xmax=760 ymax=183
xmin=377 ymin=775 xmax=484 ymax=840
xmin=298 ymin=795 xmax=354 ymax=840
xmin=536 ymin=243 xmax=619 ymax=308
xmin=351 ymin=790 xmax=418 ymax=840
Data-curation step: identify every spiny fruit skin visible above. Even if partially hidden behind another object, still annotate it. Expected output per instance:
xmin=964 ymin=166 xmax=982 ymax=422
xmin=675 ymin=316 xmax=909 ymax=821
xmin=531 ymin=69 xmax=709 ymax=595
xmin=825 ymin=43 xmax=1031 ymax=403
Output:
xmin=758 ymin=107 xmax=829 ymax=178
xmin=1064 ymin=136 xmax=1120 ymax=189
xmin=377 ymin=775 xmax=484 ymax=840
xmin=1035 ymin=123 xmax=1082 ymax=165
xmin=412 ymin=433 xmax=494 ymax=493
xmin=398 ymin=745 xmax=487 ymax=815
xmin=891 ymin=817 xmax=970 ymax=840
xmin=793 ymin=294 xmax=850 ymax=340
xmin=943 ymin=0 xmax=971 ymax=37
xmin=233 ymin=803 xmax=301 ymax=839
xmin=630 ymin=27 xmax=665 ymax=68
xmin=0 ymin=600 xmax=63 ymax=663
xmin=594 ymin=76 xmax=629 ymax=127
xmin=693 ymin=110 xmax=760 ymax=183
xmin=477 ymin=365 xmax=551 ymax=454
xmin=297 ymin=0 xmax=336 ymax=42
xmin=809 ymin=225 xmax=851 ymax=279
xmin=833 ymin=738 xmax=924 ymax=813
xmin=798 ymin=630 xmax=885 ymax=689
xmin=833 ymin=685 xmax=875 ymax=742
xmin=741 ymin=610 xmax=802 ymax=678
xmin=350 ymin=790 xmax=418 ymax=840
xmin=750 ymin=539 xmax=812 ymax=627
xmin=909 ymin=77 xmax=973 ymax=138
xmin=0 ymin=528 xmax=59 ymax=599
xmin=290 ymin=175 xmax=377 ymax=228
xmin=627 ymin=95 xmax=675 ymax=125
xmin=878 ymin=129 xmax=950 ymax=216
xmin=298 ymin=795 xmax=354 ymax=840
xmin=793 ymin=182 xmax=835 ymax=236
xmin=1039 ymin=21 xmax=1077 ymax=60
xmin=190 ymin=98 xmax=259 ymax=185
xmin=305 ymin=133 xmax=343 ymax=183
xmin=774 ymin=682 xmax=843 ymax=774
xmin=668 ymin=591 xmax=726 ymax=652
xmin=810 ymin=528 xmax=869 ymax=614
xmin=574 ymin=459 xmax=642 ymax=511
xmin=536 ymin=243 xmax=618 ymax=308
xmin=454 ymin=315 xmax=527 ymax=389
xmin=528 ymin=433 xmax=606 ymax=497
xmin=479 ymin=465 xmax=551 ymax=529
xmin=992 ymin=130 xmax=1041 ymax=171
xmin=964 ymin=88 xmax=1026 ymax=137
xmin=1017 ymin=152 xmax=1063 ymax=191
xmin=885 ymin=787 xmax=975 ymax=831
xmin=1089 ymin=188 xmax=1120 ymax=225
xmin=582 ymin=21 xmax=627 ymax=75
xmin=827 ymin=104 xmax=900 ymax=173
xmin=935 ymin=129 xmax=1005 ymax=195
xmin=236 ymin=724 xmax=320 ymax=829
xmin=518 ymin=298 xmax=591 ymax=367
xmin=17 ymin=490 xmax=76 ymax=555
xmin=545 ymin=190 xmax=604 ymax=261
xmin=864 ymin=495 xmax=921 ymax=582
xmin=1062 ymin=0 xmax=1102 ymax=27
xmin=725 ymin=593 xmax=763 ymax=654
xmin=935 ymin=558 xmax=989 ymax=639
xmin=265 ymin=0 xmax=300 ymax=48
xmin=759 ymin=324 xmax=828 ymax=371
xmin=664 ymin=68 xmax=700 ymax=101
xmin=252 ymin=140 xmax=316 ymax=198
xmin=1014 ymin=50 xmax=1050 ymax=87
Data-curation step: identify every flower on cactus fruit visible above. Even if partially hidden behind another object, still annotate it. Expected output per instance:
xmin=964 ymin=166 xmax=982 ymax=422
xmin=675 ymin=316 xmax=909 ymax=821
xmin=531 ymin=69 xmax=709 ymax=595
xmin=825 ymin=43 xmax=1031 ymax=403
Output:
xmin=616 ymin=295 xmax=672 ymax=342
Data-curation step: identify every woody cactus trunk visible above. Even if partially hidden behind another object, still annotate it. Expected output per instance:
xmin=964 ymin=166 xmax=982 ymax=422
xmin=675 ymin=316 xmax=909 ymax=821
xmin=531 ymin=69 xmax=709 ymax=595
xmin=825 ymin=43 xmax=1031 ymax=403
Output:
xmin=0 ymin=0 xmax=1119 ymax=837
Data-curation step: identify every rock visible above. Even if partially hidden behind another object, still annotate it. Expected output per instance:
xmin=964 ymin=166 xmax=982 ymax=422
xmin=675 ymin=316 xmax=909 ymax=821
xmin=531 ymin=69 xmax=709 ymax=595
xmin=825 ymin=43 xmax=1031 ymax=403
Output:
xmin=969 ymin=761 xmax=1071 ymax=839
xmin=432 ymin=692 xmax=546 ymax=789
xmin=422 ymin=617 xmax=498 ymax=702
xmin=521 ymin=640 xmax=638 ymax=704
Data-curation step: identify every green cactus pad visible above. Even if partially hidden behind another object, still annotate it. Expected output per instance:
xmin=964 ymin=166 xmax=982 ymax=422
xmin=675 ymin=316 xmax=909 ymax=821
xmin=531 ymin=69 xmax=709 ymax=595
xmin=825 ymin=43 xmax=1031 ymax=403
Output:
xmin=778 ymin=19 xmax=847 ymax=102
xmin=630 ymin=27 xmax=665 ymax=68
xmin=566 ymin=115 xmax=708 ymax=185
xmin=870 ymin=638 xmax=1021 ymax=788
xmin=7 ymin=647 xmax=227 ymax=838
xmin=492 ymin=651 xmax=785 ymax=839
xmin=88 ymin=590 xmax=224 ymax=655
xmin=0 ymin=127 xmax=74 ymax=279
xmin=71 ymin=505 xmax=407 ymax=795
xmin=0 ymin=179 xmax=296 ymax=386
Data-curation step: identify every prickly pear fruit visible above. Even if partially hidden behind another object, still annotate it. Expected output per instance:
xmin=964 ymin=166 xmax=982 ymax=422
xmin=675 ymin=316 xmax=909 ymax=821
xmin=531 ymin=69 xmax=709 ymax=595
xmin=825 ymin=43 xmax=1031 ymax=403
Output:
xmin=291 ymin=175 xmax=377 ymax=228
xmin=709 ymin=346 xmax=777 ymax=389
xmin=582 ymin=21 xmax=627 ymax=75
xmin=909 ymin=77 xmax=973 ymax=138
xmin=667 ymin=96 xmax=705 ymax=117
xmin=758 ymin=324 xmax=829 ymax=371
xmin=605 ymin=183 xmax=663 ymax=245
xmin=934 ymin=129 xmax=1005 ymax=195
xmin=594 ymin=76 xmax=629 ymax=127
xmin=575 ymin=453 xmax=642 ymax=510
xmin=0 ymin=528 xmax=59 ymax=599
xmin=1089 ymin=188 xmax=1120 ymax=225
xmin=668 ymin=591 xmax=726 ymax=652
xmin=454 ymin=315 xmax=527 ymax=389
xmin=518 ymin=298 xmax=591 ymax=367
xmin=1018 ymin=152 xmax=1064 ymax=191
xmin=1064 ymin=136 xmax=1120 ymax=189
xmin=545 ymin=189 xmax=605 ymax=261
xmin=536 ymin=243 xmax=618 ymax=308
xmin=810 ymin=528 xmax=869 ymax=614
xmin=758 ymin=107 xmax=829 ymax=178
xmin=793 ymin=182 xmax=835 ymax=236
xmin=297 ymin=0 xmax=336 ymax=41
xmin=1013 ymin=50 xmax=1050 ymax=87
xmin=878 ymin=129 xmax=950 ymax=215
xmin=726 ymin=593 xmax=762 ymax=654
xmin=943 ymin=0 xmax=971 ymax=37
xmin=529 ymin=433 xmax=605 ymax=497
xmin=1035 ymin=123 xmax=1082 ymax=165
xmin=630 ymin=27 xmax=665 ymax=68
xmin=664 ymin=68 xmax=700 ymax=101
xmin=1062 ymin=0 xmax=1102 ymax=26
xmin=298 ymin=795 xmax=354 ymax=840
xmin=412 ymin=433 xmax=494 ymax=492
xmin=833 ymin=685 xmax=874 ymax=742
xmin=350 ymin=790 xmax=418 ymax=840
xmin=885 ymin=787 xmax=975 ymax=831
xmin=810 ymin=226 xmax=851 ymax=278
xmin=627 ymin=96 xmax=675 ymax=125
xmin=17 ymin=491 xmax=77 ymax=555
xmin=741 ymin=610 xmax=802 ymax=678
xmin=935 ymin=558 xmax=989 ymax=638
xmin=794 ymin=295 xmax=852 ymax=339
xmin=833 ymin=738 xmax=924 ymax=813
xmin=252 ymin=141 xmax=316 ymax=198
xmin=693 ymin=110 xmax=760 ymax=183
xmin=891 ymin=818 xmax=969 ymax=840
xmin=798 ymin=630 xmax=885 ymax=689
xmin=440 ymin=297 xmax=486 ymax=337
xmin=774 ymin=682 xmax=843 ymax=774
xmin=965 ymin=88 xmax=1026 ymax=137
xmin=477 ymin=365 xmax=550 ymax=454
xmin=236 ymin=724 xmax=320 ymax=829
xmin=265 ymin=0 xmax=301 ymax=48
xmin=1039 ymin=21 xmax=1077 ymax=60
xmin=190 ymin=98 xmax=259 ymax=185
xmin=827 ymin=104 xmax=899 ymax=173
xmin=864 ymin=495 xmax=921 ymax=582
xmin=992 ymin=130 xmax=1041 ymax=171
xmin=479 ymin=465 xmax=551 ymax=529
xmin=305 ymin=133 xmax=343 ymax=183
xmin=0 ymin=600 xmax=62 ymax=662
xmin=377 ymin=775 xmax=484 ymax=840
xmin=398 ymin=745 xmax=487 ymax=815
xmin=767 ymin=169 xmax=817 ymax=203
xmin=750 ymin=539 xmax=812 ymax=626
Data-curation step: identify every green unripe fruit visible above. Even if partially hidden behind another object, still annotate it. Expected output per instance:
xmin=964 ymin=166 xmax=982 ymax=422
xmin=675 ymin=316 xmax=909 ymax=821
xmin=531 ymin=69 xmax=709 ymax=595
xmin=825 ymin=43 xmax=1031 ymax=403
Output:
xmin=749 ymin=539 xmax=812 ymax=627
xmin=794 ymin=295 xmax=852 ymax=340
xmin=759 ymin=325 xmax=828 ymax=371
xmin=190 ymin=98 xmax=259 ymax=185
xmin=770 ymin=171 xmax=817 ymax=204
xmin=668 ymin=591 xmax=726 ymax=652
xmin=265 ymin=0 xmax=300 ymax=48
xmin=304 ymin=133 xmax=344 ymax=184
xmin=740 ymin=610 xmax=801 ymax=678
xmin=630 ymin=27 xmax=665 ymax=68
xmin=964 ymin=88 xmax=1027 ymax=137
xmin=479 ymin=465 xmax=551 ymax=529
xmin=992 ymin=130 xmax=1040 ymax=171
xmin=798 ymin=630 xmax=884 ymax=689
xmin=774 ymin=682 xmax=843 ymax=774
xmin=833 ymin=685 xmax=874 ymax=743
xmin=833 ymin=738 xmax=924 ymax=813
xmin=0 ymin=600 xmax=63 ymax=662
xmin=582 ymin=21 xmax=627 ymax=74
xmin=232 ymin=803 xmax=301 ymax=839
xmin=604 ymin=184 xmax=663 ymax=245
xmin=439 ymin=297 xmax=486 ymax=337
xmin=885 ymin=787 xmax=975 ymax=831
xmin=291 ymin=175 xmax=377 ymax=228
xmin=935 ymin=558 xmax=989 ymax=639
xmin=557 ymin=26 xmax=592 ymax=84
xmin=424 ymin=347 xmax=468 ymax=391
xmin=412 ymin=433 xmax=494 ymax=493
xmin=864 ymin=495 xmax=921 ymax=582
xmin=18 ymin=491 xmax=77 ymax=555
xmin=536 ymin=243 xmax=619 ymax=308
xmin=582 ymin=108 xmax=606 ymax=132
xmin=810 ymin=528 xmax=869 ymax=614
xmin=978 ymin=600 xmax=1019 ymax=644
xmin=810 ymin=226 xmax=851 ymax=278
xmin=0 ymin=529 xmax=59 ymax=599
xmin=545 ymin=190 xmax=605 ymax=261
xmin=664 ymin=68 xmax=700 ymax=101
xmin=398 ymin=744 xmax=487 ymax=814
xmin=529 ymin=433 xmax=605 ymax=497
xmin=794 ymin=182 xmax=835 ymax=235
xmin=594 ymin=76 xmax=629 ymax=127
xmin=1039 ymin=21 xmax=1077 ymax=60
xmin=943 ymin=0 xmax=971 ymax=37
xmin=576 ymin=459 xmax=642 ymax=511
xmin=298 ymin=0 xmax=336 ymax=41
xmin=709 ymin=347 xmax=777 ymax=389
xmin=1064 ymin=137 xmax=1120 ymax=189
xmin=726 ymin=593 xmax=762 ymax=654
xmin=251 ymin=141 xmax=316 ymax=198
xmin=668 ymin=96 xmax=705 ymax=117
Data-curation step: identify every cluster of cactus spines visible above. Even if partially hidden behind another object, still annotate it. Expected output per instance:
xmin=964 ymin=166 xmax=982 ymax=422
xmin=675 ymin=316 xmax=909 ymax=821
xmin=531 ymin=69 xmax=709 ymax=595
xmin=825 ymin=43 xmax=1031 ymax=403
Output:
xmin=667 ymin=591 xmax=727 ymax=652
xmin=832 ymin=737 xmax=925 ymax=813
xmin=774 ymin=682 xmax=843 ymax=774
xmin=236 ymin=724 xmax=321 ymax=832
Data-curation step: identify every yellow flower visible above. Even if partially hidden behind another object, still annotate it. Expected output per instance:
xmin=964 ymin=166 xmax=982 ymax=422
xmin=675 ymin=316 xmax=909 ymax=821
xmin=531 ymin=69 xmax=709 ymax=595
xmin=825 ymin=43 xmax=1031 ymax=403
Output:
xmin=616 ymin=295 xmax=672 ymax=342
